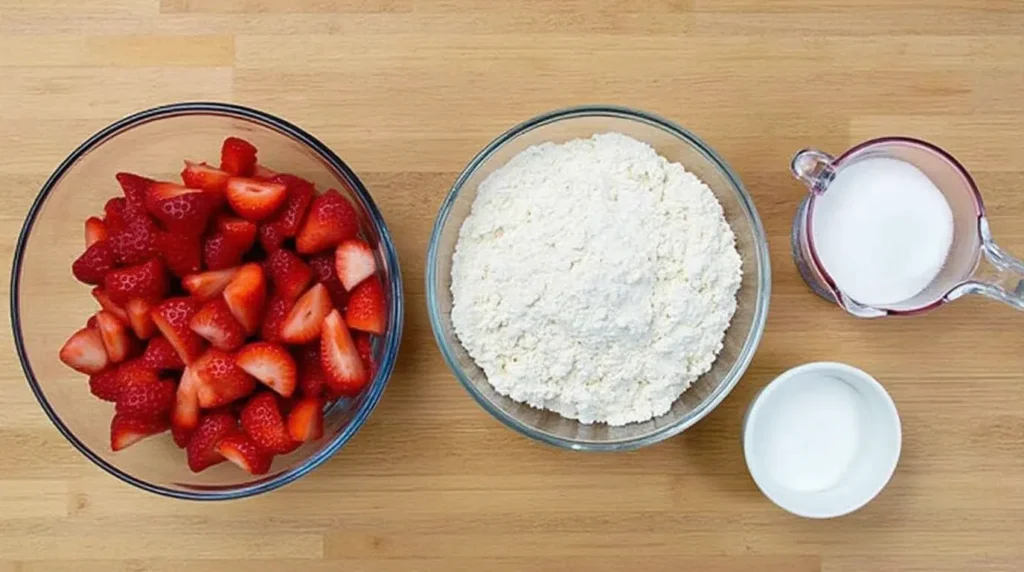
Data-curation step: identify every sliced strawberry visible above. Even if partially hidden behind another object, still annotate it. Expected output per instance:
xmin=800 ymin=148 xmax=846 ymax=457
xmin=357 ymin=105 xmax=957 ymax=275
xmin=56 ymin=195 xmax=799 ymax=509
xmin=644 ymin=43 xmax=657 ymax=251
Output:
xmin=88 ymin=359 xmax=159 ymax=402
xmin=203 ymin=216 xmax=257 ymax=270
xmin=296 ymin=189 xmax=360 ymax=254
xmin=279 ymin=283 xmax=332 ymax=345
xmin=181 ymin=267 xmax=237 ymax=302
xmin=115 ymin=172 xmax=154 ymax=206
xmin=95 ymin=310 xmax=132 ymax=364
xmin=295 ymin=343 xmax=326 ymax=398
xmin=220 ymin=137 xmax=258 ymax=177
xmin=151 ymin=297 xmax=205 ymax=364
xmin=115 ymin=378 xmax=175 ymax=419
xmin=125 ymin=298 xmax=156 ymax=340
xmin=225 ymin=177 xmax=288 ymax=222
xmin=72 ymin=240 xmax=116 ymax=285
xmin=85 ymin=216 xmax=107 ymax=248
xmin=141 ymin=336 xmax=185 ymax=371
xmin=144 ymin=182 xmax=220 ymax=235
xmin=108 ymin=205 xmax=160 ymax=266
xmin=236 ymin=342 xmax=297 ymax=398
xmin=104 ymin=258 xmax=168 ymax=305
xmin=320 ymin=309 xmax=368 ymax=396
xmin=186 ymin=410 xmax=236 ymax=472
xmin=240 ymin=392 xmax=297 ymax=454
xmin=110 ymin=413 xmax=169 ymax=452
xmin=192 ymin=349 xmax=257 ymax=409
xmin=308 ymin=251 xmax=350 ymax=308
xmin=190 ymin=298 xmax=247 ymax=351
xmin=257 ymin=222 xmax=286 ymax=253
xmin=287 ymin=396 xmax=325 ymax=442
xmin=156 ymin=230 xmax=202 ymax=278
xmin=261 ymin=294 xmax=291 ymax=343
xmin=86 ymin=315 xmax=98 ymax=329
xmin=172 ymin=366 xmax=200 ymax=447
xmin=60 ymin=327 xmax=109 ymax=374
xmin=216 ymin=431 xmax=272 ymax=475
xmin=354 ymin=333 xmax=375 ymax=376
xmin=266 ymin=248 xmax=313 ymax=301
xmin=181 ymin=160 xmax=231 ymax=193
xmin=104 ymin=197 xmax=127 ymax=234
xmin=91 ymin=287 xmax=130 ymax=323
xmin=222 ymin=262 xmax=266 ymax=335
xmin=335 ymin=239 xmax=376 ymax=291
xmin=266 ymin=174 xmax=314 ymax=237
xmin=87 ymin=367 xmax=121 ymax=402
xmin=345 ymin=278 xmax=386 ymax=335
xmin=253 ymin=164 xmax=278 ymax=179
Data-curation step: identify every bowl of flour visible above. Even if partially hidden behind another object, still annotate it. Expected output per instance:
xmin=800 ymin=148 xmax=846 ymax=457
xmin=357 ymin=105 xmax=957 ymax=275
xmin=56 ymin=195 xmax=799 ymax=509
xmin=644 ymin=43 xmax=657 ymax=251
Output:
xmin=426 ymin=106 xmax=770 ymax=451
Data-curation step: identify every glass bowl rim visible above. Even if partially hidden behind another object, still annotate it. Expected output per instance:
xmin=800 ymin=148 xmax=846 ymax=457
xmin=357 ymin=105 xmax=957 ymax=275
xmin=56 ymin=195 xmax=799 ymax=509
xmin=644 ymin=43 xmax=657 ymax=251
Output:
xmin=425 ymin=104 xmax=771 ymax=452
xmin=10 ymin=101 xmax=404 ymax=500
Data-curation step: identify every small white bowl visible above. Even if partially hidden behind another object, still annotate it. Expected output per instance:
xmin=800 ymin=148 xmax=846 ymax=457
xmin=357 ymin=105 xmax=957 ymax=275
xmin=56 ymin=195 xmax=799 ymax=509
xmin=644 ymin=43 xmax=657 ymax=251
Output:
xmin=743 ymin=362 xmax=901 ymax=518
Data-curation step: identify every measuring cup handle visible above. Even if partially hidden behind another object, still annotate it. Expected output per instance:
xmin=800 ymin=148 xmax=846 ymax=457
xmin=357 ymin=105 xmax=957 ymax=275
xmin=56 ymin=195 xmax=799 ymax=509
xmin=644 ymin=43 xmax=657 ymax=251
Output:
xmin=947 ymin=218 xmax=1024 ymax=311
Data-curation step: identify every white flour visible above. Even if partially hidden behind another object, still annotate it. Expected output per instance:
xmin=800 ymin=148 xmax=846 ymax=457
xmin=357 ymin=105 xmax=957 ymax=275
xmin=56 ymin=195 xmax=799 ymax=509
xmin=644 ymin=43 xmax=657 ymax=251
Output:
xmin=450 ymin=133 xmax=742 ymax=425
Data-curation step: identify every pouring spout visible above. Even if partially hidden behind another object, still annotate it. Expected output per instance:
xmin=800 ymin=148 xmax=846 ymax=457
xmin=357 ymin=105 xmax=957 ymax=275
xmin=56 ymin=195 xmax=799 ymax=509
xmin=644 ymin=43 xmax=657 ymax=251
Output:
xmin=791 ymin=149 xmax=836 ymax=195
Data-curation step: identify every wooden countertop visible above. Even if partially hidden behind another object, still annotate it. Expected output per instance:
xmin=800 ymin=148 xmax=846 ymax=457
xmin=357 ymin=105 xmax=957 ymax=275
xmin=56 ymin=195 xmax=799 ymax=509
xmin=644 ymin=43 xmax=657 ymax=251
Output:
xmin=2 ymin=1 xmax=1023 ymax=570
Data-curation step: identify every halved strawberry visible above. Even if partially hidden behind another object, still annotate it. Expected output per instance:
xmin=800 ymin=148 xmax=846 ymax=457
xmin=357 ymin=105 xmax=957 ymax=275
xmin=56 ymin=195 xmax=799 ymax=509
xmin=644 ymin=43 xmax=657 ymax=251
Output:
xmin=157 ymin=230 xmax=202 ymax=278
xmin=86 ymin=315 xmax=98 ymax=329
xmin=141 ymin=336 xmax=185 ymax=371
xmin=203 ymin=216 xmax=257 ymax=270
xmin=95 ymin=310 xmax=132 ymax=364
xmin=240 ymin=392 xmax=297 ymax=454
xmin=236 ymin=342 xmax=297 ymax=398
xmin=85 ymin=217 xmax=107 ymax=248
xmin=295 ymin=343 xmax=326 ymax=398
xmin=60 ymin=327 xmax=109 ymax=374
xmin=257 ymin=222 xmax=286 ymax=253
xmin=115 ymin=172 xmax=154 ymax=206
xmin=172 ymin=367 xmax=200 ymax=447
xmin=345 ymin=278 xmax=386 ymax=335
xmin=104 ymin=197 xmax=127 ymax=234
xmin=186 ymin=410 xmax=236 ymax=472
xmin=216 ymin=431 xmax=272 ymax=475
xmin=261 ymin=294 xmax=291 ymax=343
xmin=279 ymin=283 xmax=332 ymax=345
xmin=181 ymin=160 xmax=231 ymax=193
xmin=225 ymin=177 xmax=287 ymax=221
xmin=335 ymin=239 xmax=376 ymax=291
xmin=144 ymin=182 xmax=220 ymax=235
xmin=72 ymin=240 xmax=116 ymax=285
xmin=88 ymin=359 xmax=159 ymax=402
xmin=266 ymin=248 xmax=313 ymax=301
xmin=103 ymin=258 xmax=168 ymax=305
xmin=222 ymin=262 xmax=266 ymax=335
xmin=182 ymin=267 xmax=238 ymax=302
xmin=125 ymin=298 xmax=156 ymax=340
xmin=151 ymin=297 xmax=205 ymax=364
xmin=253 ymin=164 xmax=278 ymax=179
xmin=261 ymin=174 xmax=315 ymax=245
xmin=220 ymin=137 xmax=258 ymax=177
xmin=111 ymin=413 xmax=169 ymax=452
xmin=192 ymin=349 xmax=257 ymax=409
xmin=190 ymin=298 xmax=247 ymax=351
xmin=296 ymin=189 xmax=360 ymax=254
xmin=91 ymin=287 xmax=130 ymax=323
xmin=354 ymin=333 xmax=375 ymax=376
xmin=108 ymin=205 xmax=160 ymax=265
xmin=308 ymin=251 xmax=350 ymax=308
xmin=115 ymin=378 xmax=175 ymax=419
xmin=320 ymin=309 xmax=368 ymax=396
xmin=287 ymin=396 xmax=325 ymax=442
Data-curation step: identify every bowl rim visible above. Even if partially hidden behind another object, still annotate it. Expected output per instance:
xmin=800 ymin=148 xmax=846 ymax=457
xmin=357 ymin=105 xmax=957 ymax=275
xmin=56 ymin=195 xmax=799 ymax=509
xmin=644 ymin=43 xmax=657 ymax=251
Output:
xmin=425 ymin=104 xmax=771 ymax=451
xmin=10 ymin=101 xmax=404 ymax=500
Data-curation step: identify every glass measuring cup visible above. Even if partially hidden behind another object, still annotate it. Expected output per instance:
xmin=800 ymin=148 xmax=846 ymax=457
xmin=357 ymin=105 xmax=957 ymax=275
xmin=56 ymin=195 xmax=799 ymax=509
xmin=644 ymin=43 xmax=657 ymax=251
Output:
xmin=790 ymin=137 xmax=1024 ymax=317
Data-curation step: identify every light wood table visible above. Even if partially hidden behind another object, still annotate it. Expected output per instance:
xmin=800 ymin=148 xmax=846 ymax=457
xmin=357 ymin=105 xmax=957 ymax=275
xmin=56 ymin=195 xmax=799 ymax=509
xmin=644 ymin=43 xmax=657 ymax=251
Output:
xmin=2 ymin=1 xmax=1023 ymax=570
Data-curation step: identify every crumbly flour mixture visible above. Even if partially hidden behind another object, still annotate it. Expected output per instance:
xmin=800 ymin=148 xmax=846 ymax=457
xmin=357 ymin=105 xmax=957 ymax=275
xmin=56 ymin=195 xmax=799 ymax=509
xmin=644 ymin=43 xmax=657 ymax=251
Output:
xmin=450 ymin=133 xmax=742 ymax=425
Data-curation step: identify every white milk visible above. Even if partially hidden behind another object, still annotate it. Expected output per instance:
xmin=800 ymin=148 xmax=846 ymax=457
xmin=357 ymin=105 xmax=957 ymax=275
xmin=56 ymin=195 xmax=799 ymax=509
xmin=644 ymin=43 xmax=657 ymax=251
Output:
xmin=811 ymin=157 xmax=955 ymax=307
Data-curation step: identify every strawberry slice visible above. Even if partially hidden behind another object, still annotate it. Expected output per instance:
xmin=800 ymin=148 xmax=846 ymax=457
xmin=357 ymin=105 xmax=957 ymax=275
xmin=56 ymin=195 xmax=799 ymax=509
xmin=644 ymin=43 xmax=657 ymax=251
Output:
xmin=216 ymin=431 xmax=272 ymax=475
xmin=334 ymin=239 xmax=376 ymax=291
xmin=141 ymin=336 xmax=185 ymax=371
xmin=144 ymin=182 xmax=220 ymax=235
xmin=261 ymin=294 xmax=291 ymax=343
xmin=125 ymin=298 xmax=156 ymax=340
xmin=279 ymin=283 xmax=332 ymax=345
xmin=265 ymin=248 xmax=313 ymax=301
xmin=172 ymin=367 xmax=200 ymax=447
xmin=253 ymin=164 xmax=278 ymax=179
xmin=108 ymin=204 xmax=160 ymax=266
xmin=186 ymin=410 xmax=236 ymax=472
xmin=181 ymin=160 xmax=231 ymax=193
xmin=88 ymin=367 xmax=122 ymax=402
xmin=190 ymin=298 xmax=247 ymax=352
xmin=344 ymin=278 xmax=386 ymax=335
xmin=151 ymin=297 xmax=205 ymax=364
xmin=225 ymin=177 xmax=288 ymax=221
xmin=258 ymin=174 xmax=315 ymax=251
xmin=115 ymin=378 xmax=175 ymax=419
xmin=115 ymin=172 xmax=154 ymax=207
xmin=320 ymin=309 xmax=368 ymax=396
xmin=240 ymin=392 xmax=297 ymax=454
xmin=203 ymin=216 xmax=257 ymax=270
xmin=222 ymin=262 xmax=266 ymax=335
xmin=85 ymin=216 xmax=107 ymax=248
xmin=95 ymin=310 xmax=132 ymax=364
xmin=60 ymin=327 xmax=109 ymax=374
xmin=354 ymin=333 xmax=375 ymax=376
xmin=220 ymin=137 xmax=258 ymax=176
xmin=236 ymin=342 xmax=297 ymax=398
xmin=72 ymin=240 xmax=116 ymax=285
xmin=91 ymin=287 xmax=130 ymax=324
xmin=110 ymin=413 xmax=169 ymax=452
xmin=308 ymin=251 xmax=350 ymax=308
xmin=104 ymin=197 xmax=127 ymax=234
xmin=287 ymin=396 xmax=325 ymax=442
xmin=181 ymin=267 xmax=238 ymax=302
xmin=295 ymin=343 xmax=326 ymax=398
xmin=257 ymin=222 xmax=286 ymax=253
xmin=88 ymin=359 xmax=159 ymax=402
xmin=192 ymin=349 xmax=257 ymax=409
xmin=157 ymin=230 xmax=202 ymax=278
xmin=103 ymin=258 xmax=168 ymax=305
xmin=295 ymin=189 xmax=360 ymax=254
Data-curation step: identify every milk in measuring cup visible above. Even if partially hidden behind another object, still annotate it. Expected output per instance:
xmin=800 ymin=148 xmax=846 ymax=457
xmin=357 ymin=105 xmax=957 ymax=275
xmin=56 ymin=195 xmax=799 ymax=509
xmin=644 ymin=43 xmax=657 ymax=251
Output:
xmin=811 ymin=157 xmax=955 ymax=307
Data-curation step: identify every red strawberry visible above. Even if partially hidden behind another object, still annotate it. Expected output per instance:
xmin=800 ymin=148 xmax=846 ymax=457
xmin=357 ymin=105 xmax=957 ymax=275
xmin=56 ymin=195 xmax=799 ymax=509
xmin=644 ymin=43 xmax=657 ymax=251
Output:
xmin=141 ymin=336 xmax=185 ymax=371
xmin=104 ymin=197 xmax=127 ymax=234
xmin=103 ymin=258 xmax=168 ymax=305
xmin=115 ymin=172 xmax=154 ymax=206
xmin=186 ymin=410 xmax=236 ymax=472
xmin=295 ymin=189 xmax=360 ymax=254
xmin=171 ymin=425 xmax=192 ymax=449
xmin=88 ymin=360 xmax=159 ymax=402
xmin=115 ymin=378 xmax=175 ymax=419
xmin=110 ymin=413 xmax=169 ymax=452
xmin=86 ymin=315 xmax=98 ymax=329
xmin=192 ymin=349 xmax=257 ymax=409
xmin=345 ymin=278 xmax=386 ymax=335
xmin=108 ymin=206 xmax=160 ymax=266
xmin=85 ymin=216 xmax=107 ymax=248
xmin=87 ymin=367 xmax=121 ymax=402
xmin=308 ymin=251 xmax=349 ymax=308
xmin=157 ymin=230 xmax=202 ymax=278
xmin=236 ymin=342 xmax=297 ymax=398
xmin=225 ymin=177 xmax=287 ymax=221
xmin=181 ymin=267 xmax=238 ymax=302
xmin=261 ymin=294 xmax=291 ymax=343
xmin=91 ymin=287 xmax=130 ymax=323
xmin=265 ymin=174 xmax=314 ymax=236
xmin=144 ymin=182 xmax=220 ymax=235
xmin=216 ymin=431 xmax=272 ymax=475
xmin=279 ymin=283 xmax=332 ymax=345
xmin=320 ymin=309 xmax=368 ymax=396
xmin=222 ymin=262 xmax=266 ymax=335
xmin=354 ymin=333 xmax=375 ymax=375
xmin=190 ymin=298 xmax=247 ymax=351
xmin=220 ymin=137 xmax=258 ymax=177
xmin=253 ymin=164 xmax=278 ymax=179
xmin=60 ymin=327 xmax=109 ymax=374
xmin=265 ymin=248 xmax=313 ymax=301
xmin=172 ymin=367 xmax=200 ymax=447
xmin=203 ymin=216 xmax=257 ymax=270
xmin=287 ymin=396 xmax=325 ymax=442
xmin=240 ymin=392 xmax=297 ymax=454
xmin=181 ymin=160 xmax=231 ymax=193
xmin=95 ymin=310 xmax=132 ymax=364
xmin=125 ymin=298 xmax=156 ymax=340
xmin=334 ymin=239 xmax=376 ymax=291
xmin=72 ymin=240 xmax=116 ymax=285
xmin=295 ymin=343 xmax=326 ymax=398
xmin=257 ymin=222 xmax=286 ymax=253
xmin=151 ymin=297 xmax=205 ymax=364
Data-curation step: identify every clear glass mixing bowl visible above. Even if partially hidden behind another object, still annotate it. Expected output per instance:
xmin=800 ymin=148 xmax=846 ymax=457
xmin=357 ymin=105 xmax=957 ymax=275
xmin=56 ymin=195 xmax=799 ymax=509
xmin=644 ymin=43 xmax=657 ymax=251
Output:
xmin=426 ymin=105 xmax=770 ymax=451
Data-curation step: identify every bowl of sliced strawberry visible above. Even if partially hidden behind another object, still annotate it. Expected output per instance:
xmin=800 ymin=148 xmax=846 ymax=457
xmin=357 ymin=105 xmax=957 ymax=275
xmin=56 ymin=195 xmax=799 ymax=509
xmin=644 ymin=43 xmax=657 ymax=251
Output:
xmin=12 ymin=102 xmax=403 ymax=499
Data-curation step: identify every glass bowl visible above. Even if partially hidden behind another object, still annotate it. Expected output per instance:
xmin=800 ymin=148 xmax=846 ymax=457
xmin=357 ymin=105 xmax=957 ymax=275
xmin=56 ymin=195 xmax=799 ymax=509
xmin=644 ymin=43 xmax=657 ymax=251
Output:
xmin=11 ymin=102 xmax=403 ymax=499
xmin=426 ymin=105 xmax=770 ymax=451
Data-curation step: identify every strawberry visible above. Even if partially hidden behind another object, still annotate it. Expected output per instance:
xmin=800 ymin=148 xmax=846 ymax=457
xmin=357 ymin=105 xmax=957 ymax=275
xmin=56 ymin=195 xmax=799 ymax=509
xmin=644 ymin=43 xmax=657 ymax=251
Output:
xmin=110 ymin=413 xmax=169 ymax=452
xmin=151 ymin=297 xmax=205 ymax=364
xmin=216 ymin=431 xmax=272 ymax=475
xmin=220 ymin=137 xmax=258 ymax=176
xmin=279 ymin=283 xmax=332 ymax=344
xmin=203 ymin=216 xmax=257 ymax=270
xmin=104 ymin=197 xmax=127 ymax=234
xmin=86 ymin=315 xmax=98 ymax=329
xmin=95 ymin=310 xmax=132 ymax=364
xmin=85 ymin=216 xmax=107 ymax=248
xmin=182 ymin=267 xmax=238 ymax=302
xmin=344 ymin=278 xmax=386 ymax=335
xmin=91 ymin=287 xmax=130 ymax=324
xmin=264 ymin=174 xmax=314 ymax=236
xmin=253 ymin=164 xmax=278 ymax=179
xmin=157 ymin=230 xmax=202 ymax=277
xmin=181 ymin=160 xmax=231 ymax=193
xmin=144 ymin=182 xmax=220 ymax=235
xmin=295 ymin=189 xmax=360 ymax=254
xmin=186 ymin=410 xmax=236 ymax=472
xmin=265 ymin=248 xmax=313 ymax=301
xmin=115 ymin=378 xmax=175 ymax=419
xmin=222 ymin=262 xmax=266 ymax=335
xmin=108 ymin=205 xmax=160 ymax=266
xmin=88 ymin=360 xmax=159 ymax=402
xmin=354 ymin=333 xmax=375 ymax=375
xmin=320 ymin=309 xmax=368 ymax=396
xmin=235 ymin=342 xmax=297 ymax=398
xmin=257 ymin=222 xmax=286 ymax=253
xmin=240 ymin=392 xmax=297 ymax=454
xmin=72 ymin=240 xmax=116 ymax=285
xmin=190 ymin=298 xmax=247 ymax=352
xmin=172 ymin=367 xmax=200 ymax=447
xmin=287 ymin=396 xmax=325 ymax=442
xmin=295 ymin=343 xmax=326 ymax=398
xmin=192 ymin=349 xmax=257 ymax=409
xmin=225 ymin=177 xmax=288 ymax=221
xmin=141 ymin=336 xmax=185 ymax=371
xmin=60 ymin=327 xmax=109 ymax=374
xmin=87 ymin=367 xmax=121 ymax=402
xmin=308 ymin=251 xmax=349 ymax=308
xmin=115 ymin=172 xmax=154 ymax=207
xmin=261 ymin=294 xmax=291 ymax=343
xmin=103 ymin=258 xmax=168 ymax=305
xmin=125 ymin=298 xmax=156 ymax=340
xmin=334 ymin=239 xmax=376 ymax=291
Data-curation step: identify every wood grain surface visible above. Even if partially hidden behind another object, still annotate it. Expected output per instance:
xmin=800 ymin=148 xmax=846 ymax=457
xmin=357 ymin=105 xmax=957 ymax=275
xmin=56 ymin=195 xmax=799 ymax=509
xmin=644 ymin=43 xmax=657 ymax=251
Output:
xmin=2 ymin=1 xmax=1024 ymax=570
